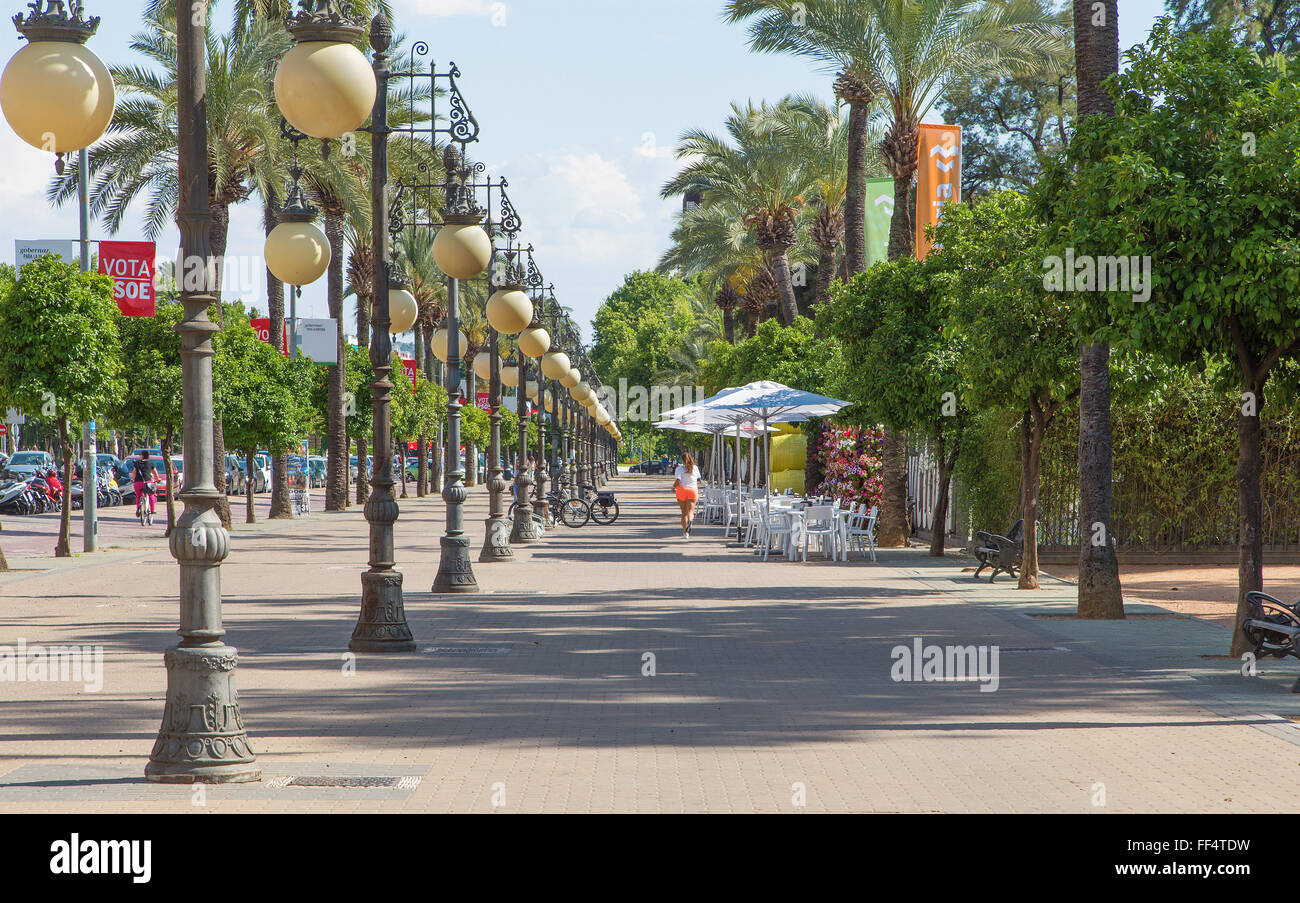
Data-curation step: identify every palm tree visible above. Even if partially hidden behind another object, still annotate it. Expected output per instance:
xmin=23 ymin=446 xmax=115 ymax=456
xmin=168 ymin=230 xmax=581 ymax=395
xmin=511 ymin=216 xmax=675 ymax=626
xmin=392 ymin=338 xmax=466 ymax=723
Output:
xmin=402 ymin=226 xmax=447 ymax=492
xmin=661 ymin=99 xmax=822 ymax=326
xmin=1073 ymin=0 xmax=1123 ymax=620
xmin=726 ymin=0 xmax=1063 ymax=262
xmin=727 ymin=0 xmax=1062 ymax=548
xmin=50 ymin=7 xmax=288 ymax=530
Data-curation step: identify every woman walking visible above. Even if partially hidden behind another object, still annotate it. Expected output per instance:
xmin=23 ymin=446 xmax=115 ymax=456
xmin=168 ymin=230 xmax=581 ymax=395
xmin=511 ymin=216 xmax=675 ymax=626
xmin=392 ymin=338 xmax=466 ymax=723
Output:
xmin=673 ymin=452 xmax=701 ymax=539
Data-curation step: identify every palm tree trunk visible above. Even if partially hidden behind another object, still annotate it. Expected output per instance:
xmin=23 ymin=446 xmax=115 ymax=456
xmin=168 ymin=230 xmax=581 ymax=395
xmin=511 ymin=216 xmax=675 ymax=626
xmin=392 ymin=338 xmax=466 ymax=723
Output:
xmin=723 ymin=308 xmax=736 ymax=344
xmin=887 ymin=170 xmax=915 ymax=261
xmin=55 ymin=418 xmax=73 ymax=557
xmin=1074 ymin=0 xmax=1123 ymax=618
xmin=209 ymin=202 xmax=233 ymax=530
xmin=877 ymin=428 xmax=909 ymax=547
xmin=770 ymin=251 xmax=800 ymax=326
xmin=265 ymin=194 xmax=292 ymax=520
xmin=814 ymin=241 xmax=836 ymax=310
xmin=324 ymin=211 xmax=348 ymax=511
xmin=844 ymin=100 xmax=870 ymax=274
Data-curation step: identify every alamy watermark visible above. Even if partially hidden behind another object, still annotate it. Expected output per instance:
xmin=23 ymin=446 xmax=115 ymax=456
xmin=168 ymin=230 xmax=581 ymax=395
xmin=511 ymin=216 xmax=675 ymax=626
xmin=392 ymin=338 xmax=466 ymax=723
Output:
xmin=595 ymin=380 xmax=706 ymax=424
xmin=0 ymin=639 xmax=103 ymax=692
xmin=1043 ymin=248 xmax=1152 ymax=303
xmin=891 ymin=638 xmax=1000 ymax=693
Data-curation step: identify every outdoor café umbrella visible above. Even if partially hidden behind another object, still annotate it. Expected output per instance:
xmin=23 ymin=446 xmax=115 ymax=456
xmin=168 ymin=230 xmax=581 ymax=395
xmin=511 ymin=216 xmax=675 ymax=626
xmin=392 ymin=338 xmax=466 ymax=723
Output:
xmin=685 ymin=382 xmax=853 ymax=541
xmin=656 ymin=418 xmax=777 ymax=485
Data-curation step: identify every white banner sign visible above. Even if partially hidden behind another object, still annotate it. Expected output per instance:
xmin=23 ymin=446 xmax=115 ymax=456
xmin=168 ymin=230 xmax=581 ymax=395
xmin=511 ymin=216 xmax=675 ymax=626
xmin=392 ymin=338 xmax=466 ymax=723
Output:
xmin=296 ymin=318 xmax=338 ymax=365
xmin=15 ymin=240 xmax=76 ymax=271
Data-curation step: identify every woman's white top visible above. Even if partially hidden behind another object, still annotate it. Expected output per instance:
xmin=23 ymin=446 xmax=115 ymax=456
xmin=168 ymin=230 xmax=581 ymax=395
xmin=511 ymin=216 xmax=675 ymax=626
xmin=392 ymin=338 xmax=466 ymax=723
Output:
xmin=674 ymin=464 xmax=701 ymax=489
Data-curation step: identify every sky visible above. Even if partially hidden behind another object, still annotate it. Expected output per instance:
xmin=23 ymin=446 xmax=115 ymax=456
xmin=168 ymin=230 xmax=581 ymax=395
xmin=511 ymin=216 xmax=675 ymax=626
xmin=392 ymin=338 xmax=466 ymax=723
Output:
xmin=0 ymin=0 xmax=1170 ymax=341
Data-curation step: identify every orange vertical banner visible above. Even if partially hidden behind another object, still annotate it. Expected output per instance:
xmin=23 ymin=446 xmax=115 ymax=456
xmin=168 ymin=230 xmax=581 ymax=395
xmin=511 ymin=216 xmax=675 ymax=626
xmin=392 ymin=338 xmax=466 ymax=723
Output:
xmin=915 ymin=124 xmax=961 ymax=259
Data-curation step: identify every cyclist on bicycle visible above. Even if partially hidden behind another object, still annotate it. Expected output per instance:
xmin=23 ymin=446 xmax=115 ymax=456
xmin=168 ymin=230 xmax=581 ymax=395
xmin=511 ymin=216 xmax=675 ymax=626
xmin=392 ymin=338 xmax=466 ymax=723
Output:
xmin=132 ymin=451 xmax=157 ymax=519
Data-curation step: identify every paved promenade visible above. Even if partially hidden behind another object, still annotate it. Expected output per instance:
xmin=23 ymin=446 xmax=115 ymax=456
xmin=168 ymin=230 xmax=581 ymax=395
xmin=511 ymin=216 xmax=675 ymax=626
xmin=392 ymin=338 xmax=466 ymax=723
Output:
xmin=1 ymin=474 xmax=1298 ymax=813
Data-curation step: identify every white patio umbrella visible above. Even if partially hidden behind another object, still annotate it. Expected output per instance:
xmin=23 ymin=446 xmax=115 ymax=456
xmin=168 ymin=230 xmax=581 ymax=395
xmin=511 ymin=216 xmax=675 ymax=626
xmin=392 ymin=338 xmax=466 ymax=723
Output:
xmin=686 ymin=382 xmax=853 ymax=541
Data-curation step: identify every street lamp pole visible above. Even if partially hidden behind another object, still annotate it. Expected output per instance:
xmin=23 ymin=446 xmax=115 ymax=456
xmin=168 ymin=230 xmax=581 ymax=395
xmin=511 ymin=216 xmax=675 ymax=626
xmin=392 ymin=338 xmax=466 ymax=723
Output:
xmin=479 ymin=324 xmax=513 ymax=562
xmin=432 ymin=145 xmax=482 ymax=593
xmin=350 ymin=16 xmax=416 ymax=650
xmin=79 ymin=147 xmax=97 ymax=553
xmin=511 ymin=351 xmax=537 ymax=543
xmin=146 ymin=0 xmax=258 ymax=783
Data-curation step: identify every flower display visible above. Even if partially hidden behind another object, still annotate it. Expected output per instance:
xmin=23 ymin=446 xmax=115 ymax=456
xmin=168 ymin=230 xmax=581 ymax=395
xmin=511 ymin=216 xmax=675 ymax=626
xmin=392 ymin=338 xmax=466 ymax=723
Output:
xmin=814 ymin=425 xmax=884 ymax=508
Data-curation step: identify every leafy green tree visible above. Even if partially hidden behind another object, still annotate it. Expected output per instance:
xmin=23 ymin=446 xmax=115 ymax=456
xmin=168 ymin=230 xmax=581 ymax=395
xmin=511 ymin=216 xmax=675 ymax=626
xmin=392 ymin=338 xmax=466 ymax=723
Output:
xmin=115 ymin=299 xmax=184 ymax=535
xmin=700 ymin=317 xmax=840 ymax=396
xmin=216 ymin=314 xmax=316 ymax=524
xmin=1037 ymin=22 xmax=1300 ymax=651
xmin=825 ymin=257 xmax=966 ymax=555
xmin=939 ymin=192 xmax=1078 ymax=589
xmin=1165 ymin=0 xmax=1300 ymax=54
xmin=0 ymin=256 xmax=125 ymax=556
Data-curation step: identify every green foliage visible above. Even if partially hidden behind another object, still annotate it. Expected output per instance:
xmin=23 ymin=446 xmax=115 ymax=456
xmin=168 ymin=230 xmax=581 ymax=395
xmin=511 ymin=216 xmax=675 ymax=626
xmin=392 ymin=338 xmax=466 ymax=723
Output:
xmin=0 ymin=255 xmax=125 ymax=424
xmin=824 ymin=256 xmax=965 ymax=442
xmin=215 ymin=312 xmax=315 ymax=456
xmin=591 ymin=271 xmax=696 ymax=388
xmin=935 ymin=191 xmax=1078 ymax=414
xmin=115 ymin=299 xmax=184 ymax=439
xmin=459 ymin=404 xmax=489 ymax=451
xmin=1164 ymin=0 xmax=1300 ymax=55
xmin=1036 ymin=22 xmax=1300 ymax=388
xmin=700 ymin=317 xmax=840 ymax=395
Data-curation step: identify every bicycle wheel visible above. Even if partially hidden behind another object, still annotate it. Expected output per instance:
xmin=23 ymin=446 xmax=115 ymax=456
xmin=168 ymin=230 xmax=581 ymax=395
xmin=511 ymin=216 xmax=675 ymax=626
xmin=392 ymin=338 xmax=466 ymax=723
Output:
xmin=590 ymin=500 xmax=619 ymax=525
xmin=560 ymin=499 xmax=590 ymax=528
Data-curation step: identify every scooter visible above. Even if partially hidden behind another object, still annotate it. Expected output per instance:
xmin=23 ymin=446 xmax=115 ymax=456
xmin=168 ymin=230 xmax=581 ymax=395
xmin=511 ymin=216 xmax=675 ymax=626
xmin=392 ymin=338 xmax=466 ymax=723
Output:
xmin=0 ymin=475 xmax=32 ymax=514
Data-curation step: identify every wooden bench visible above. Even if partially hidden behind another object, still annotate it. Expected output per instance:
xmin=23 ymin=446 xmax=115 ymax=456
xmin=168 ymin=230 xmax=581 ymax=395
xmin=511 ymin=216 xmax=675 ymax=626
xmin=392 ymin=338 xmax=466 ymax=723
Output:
xmin=973 ymin=518 xmax=1023 ymax=583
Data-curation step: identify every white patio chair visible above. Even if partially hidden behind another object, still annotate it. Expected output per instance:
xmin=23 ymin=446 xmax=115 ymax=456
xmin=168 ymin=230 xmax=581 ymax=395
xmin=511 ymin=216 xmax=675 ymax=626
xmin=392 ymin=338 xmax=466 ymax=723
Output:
xmin=846 ymin=505 xmax=878 ymax=562
xmin=761 ymin=509 xmax=794 ymax=561
xmin=800 ymin=505 xmax=839 ymax=562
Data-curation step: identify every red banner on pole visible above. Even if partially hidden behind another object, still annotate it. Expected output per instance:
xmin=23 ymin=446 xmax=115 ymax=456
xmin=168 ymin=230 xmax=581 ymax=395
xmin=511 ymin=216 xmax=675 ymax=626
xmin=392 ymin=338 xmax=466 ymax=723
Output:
xmin=476 ymin=392 xmax=490 ymax=411
xmin=250 ymin=318 xmax=289 ymax=356
xmin=402 ymin=359 xmax=418 ymax=391
xmin=99 ymin=241 xmax=156 ymax=316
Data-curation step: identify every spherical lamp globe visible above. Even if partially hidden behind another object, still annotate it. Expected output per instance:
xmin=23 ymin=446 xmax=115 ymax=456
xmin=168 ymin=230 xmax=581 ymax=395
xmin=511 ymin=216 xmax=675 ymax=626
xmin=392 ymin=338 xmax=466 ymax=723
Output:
xmin=1 ymin=39 xmax=115 ymax=155
xmin=432 ymin=328 xmax=468 ymax=364
xmin=518 ymin=325 xmax=551 ymax=359
xmin=432 ymin=223 xmax=492 ymax=279
xmin=388 ymin=288 xmax=419 ymax=335
xmin=561 ymin=367 xmax=581 ymax=389
xmin=264 ymin=220 xmax=330 ymax=287
xmin=485 ymin=287 xmax=532 ymax=336
xmin=540 ymin=351 xmax=571 ymax=381
xmin=274 ymin=41 xmax=376 ymax=140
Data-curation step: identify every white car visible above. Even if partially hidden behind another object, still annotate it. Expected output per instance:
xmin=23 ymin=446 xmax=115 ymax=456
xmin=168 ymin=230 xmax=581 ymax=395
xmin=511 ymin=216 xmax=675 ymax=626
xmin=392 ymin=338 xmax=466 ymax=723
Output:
xmin=252 ymin=454 xmax=272 ymax=493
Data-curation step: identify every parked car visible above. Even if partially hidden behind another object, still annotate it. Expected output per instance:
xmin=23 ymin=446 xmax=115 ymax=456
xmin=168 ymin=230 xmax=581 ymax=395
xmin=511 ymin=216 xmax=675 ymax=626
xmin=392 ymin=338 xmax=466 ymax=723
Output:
xmin=6 ymin=450 xmax=55 ymax=478
xmin=225 ymin=454 xmax=247 ymax=495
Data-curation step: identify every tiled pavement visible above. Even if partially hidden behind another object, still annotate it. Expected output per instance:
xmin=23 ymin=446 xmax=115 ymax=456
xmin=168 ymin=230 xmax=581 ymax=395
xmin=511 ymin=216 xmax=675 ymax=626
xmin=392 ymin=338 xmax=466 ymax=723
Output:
xmin=2 ymin=474 xmax=1298 ymax=813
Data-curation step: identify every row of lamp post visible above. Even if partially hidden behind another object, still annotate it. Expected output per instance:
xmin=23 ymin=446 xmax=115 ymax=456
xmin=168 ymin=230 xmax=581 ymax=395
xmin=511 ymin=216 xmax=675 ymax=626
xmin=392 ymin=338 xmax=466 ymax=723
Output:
xmin=0 ymin=0 xmax=624 ymax=783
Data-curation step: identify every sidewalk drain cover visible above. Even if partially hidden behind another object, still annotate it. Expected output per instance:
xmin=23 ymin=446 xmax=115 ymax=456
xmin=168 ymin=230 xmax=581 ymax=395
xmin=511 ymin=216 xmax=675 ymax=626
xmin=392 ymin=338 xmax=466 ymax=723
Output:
xmin=423 ymin=645 xmax=511 ymax=656
xmin=282 ymin=776 xmax=420 ymax=789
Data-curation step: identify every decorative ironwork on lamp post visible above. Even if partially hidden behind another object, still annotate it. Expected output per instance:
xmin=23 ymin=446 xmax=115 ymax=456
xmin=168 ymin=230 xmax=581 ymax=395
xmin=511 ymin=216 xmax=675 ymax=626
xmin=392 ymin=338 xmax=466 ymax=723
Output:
xmin=480 ymin=240 xmax=528 ymax=562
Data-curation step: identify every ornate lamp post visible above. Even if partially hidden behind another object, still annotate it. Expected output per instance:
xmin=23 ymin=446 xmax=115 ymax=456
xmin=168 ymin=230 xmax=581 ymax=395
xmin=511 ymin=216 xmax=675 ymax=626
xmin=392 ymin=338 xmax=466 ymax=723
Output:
xmin=481 ymin=245 xmax=530 ymax=562
xmin=143 ymin=0 xmax=257 ymax=782
xmin=510 ymin=347 xmax=538 ymax=543
xmin=432 ymin=144 xmax=492 ymax=593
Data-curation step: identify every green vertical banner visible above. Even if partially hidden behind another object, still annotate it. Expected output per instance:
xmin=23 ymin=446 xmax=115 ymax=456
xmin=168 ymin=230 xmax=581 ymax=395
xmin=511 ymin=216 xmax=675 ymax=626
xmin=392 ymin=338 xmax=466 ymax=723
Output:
xmin=864 ymin=178 xmax=895 ymax=268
